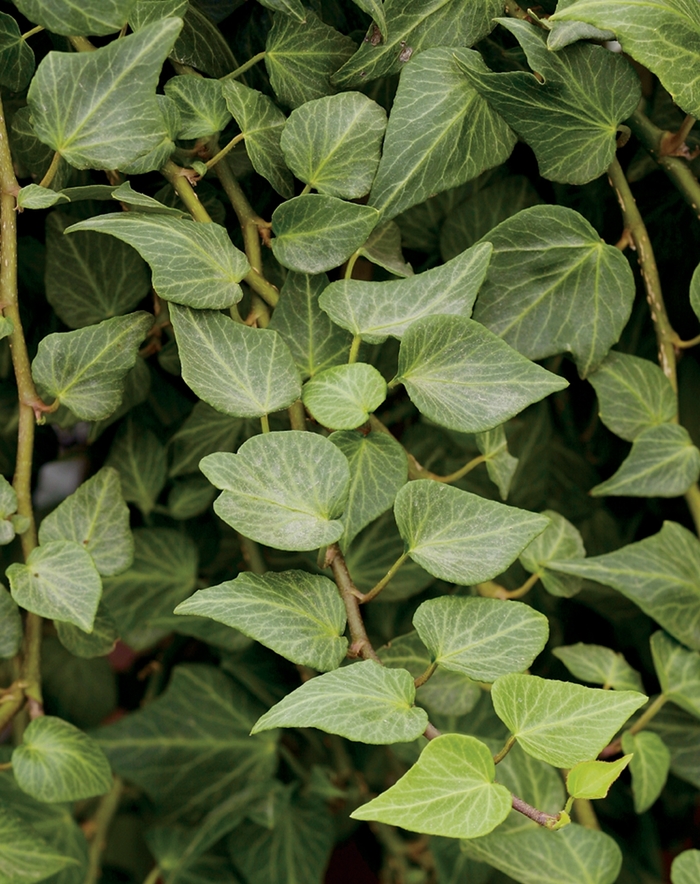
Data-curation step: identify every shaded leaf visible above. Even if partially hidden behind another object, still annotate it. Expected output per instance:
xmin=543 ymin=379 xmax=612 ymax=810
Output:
xmin=55 ymin=604 xmax=118 ymax=659
xmin=164 ymin=75 xmax=230 ymax=138
xmin=0 ymin=806 xmax=78 ymax=884
xmin=671 ymin=849 xmax=700 ymax=884
xmin=302 ymin=363 xmax=386 ymax=429
xmin=167 ymin=476 xmax=216 ymax=520
xmin=0 ymin=582 xmax=22 ymax=658
xmin=621 ymin=731 xmax=670 ymax=814
xmin=129 ymin=0 xmax=189 ymax=30
xmin=566 ymin=756 xmax=632 ymax=799
xmin=357 ymin=220 xmax=413 ymax=278
xmin=0 ymin=10 xmax=34 ymax=91
xmin=553 ymin=643 xmax=644 ymax=692
xmin=651 ymin=630 xmax=700 ymax=719
xmin=168 ymin=401 xmax=243 ymax=478
xmin=476 ymin=424 xmax=518 ymax=500
xmin=519 ymin=510 xmax=586 ymax=598
xmin=17 ymin=186 xmax=68 ymax=210
xmin=106 ymin=419 xmax=167 ymax=517
xmin=171 ymin=5 xmax=237 ymax=78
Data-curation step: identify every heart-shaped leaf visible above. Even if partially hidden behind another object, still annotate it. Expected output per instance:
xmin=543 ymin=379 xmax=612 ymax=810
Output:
xmin=519 ymin=511 xmax=586 ymax=598
xmin=553 ymin=643 xmax=644 ymax=693
xmin=302 ymin=363 xmax=386 ymax=429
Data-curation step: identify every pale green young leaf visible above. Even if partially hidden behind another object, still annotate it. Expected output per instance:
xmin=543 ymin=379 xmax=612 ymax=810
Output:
xmin=352 ymin=734 xmax=511 ymax=838
xmin=271 ymin=195 xmax=379 ymax=273
xmin=671 ymin=848 xmax=700 ymax=884
xmin=476 ymin=424 xmax=519 ymax=500
xmin=621 ymin=731 xmax=670 ymax=814
xmin=0 ymin=805 xmax=79 ymax=884
xmin=492 ymin=673 xmax=647 ymax=767
xmin=367 ymin=48 xmax=516 ymax=220
xmin=257 ymin=0 xmax=306 ymax=21
xmin=550 ymin=521 xmax=700 ymax=651
xmin=302 ymin=364 xmax=386 ymax=430
xmin=0 ymin=474 xmax=17 ymax=519
xmin=220 ymin=80 xmax=293 ymax=198
xmin=566 ymin=756 xmax=632 ymax=799
xmin=553 ymin=643 xmax=644 ymax=692
xmin=14 ymin=0 xmax=136 ymax=35
xmin=590 ymin=424 xmax=700 ymax=497
xmin=395 ymin=315 xmax=568 ymax=433
xmin=265 ymin=11 xmax=355 ymax=108
xmin=0 ymin=582 xmax=22 ymax=658
xmin=588 ymin=350 xmax=677 ymax=442
xmin=473 ymin=205 xmax=635 ymax=377
xmin=251 ymin=660 xmax=428 ymax=743
xmin=0 ymin=10 xmax=34 ymax=91
xmin=170 ymin=305 xmax=301 ymax=417
xmin=395 ymin=480 xmax=550 ymax=584
xmin=16 ymin=185 xmax=69 ymax=210
xmin=106 ymin=419 xmax=167 ymax=517
xmin=329 ymin=430 xmax=407 ymax=551
xmin=651 ymin=630 xmax=700 ymax=719
xmin=357 ymin=221 xmax=413 ymax=278
xmin=201 ymin=432 xmax=349 ymax=551
xmin=414 ymin=597 xmax=549 ymax=683
xmin=129 ymin=0 xmax=188 ymax=30
xmin=519 ymin=510 xmax=586 ymax=598
xmin=55 ymin=604 xmax=119 ymax=659
xmin=168 ymin=401 xmax=243 ymax=477
xmin=27 ymin=18 xmax=182 ymax=170
xmin=31 ymin=313 xmax=153 ymax=421
xmin=550 ymin=0 xmax=700 ymax=117
xmin=38 ymin=467 xmax=133 ymax=578
xmin=268 ymin=271 xmax=352 ymax=379
xmin=318 ymin=242 xmax=492 ymax=344
xmin=6 ymin=541 xmax=102 ymax=633
xmin=281 ymin=93 xmax=386 ymax=198
xmin=175 ymin=570 xmax=347 ymax=671
xmin=167 ymin=476 xmax=216 ymax=520
xmin=66 ymin=214 xmax=248 ymax=310
xmin=164 ymin=75 xmax=230 ymax=138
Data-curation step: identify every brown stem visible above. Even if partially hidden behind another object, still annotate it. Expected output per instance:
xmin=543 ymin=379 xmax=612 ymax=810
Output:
xmin=599 ymin=693 xmax=668 ymax=758
xmin=328 ymin=544 xmax=380 ymax=663
xmin=511 ymin=795 xmax=560 ymax=828
xmin=660 ymin=114 xmax=697 ymax=157
xmin=423 ymin=722 xmax=441 ymax=741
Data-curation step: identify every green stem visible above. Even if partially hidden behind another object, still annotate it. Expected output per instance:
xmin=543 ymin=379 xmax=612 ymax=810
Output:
xmin=414 ymin=661 xmax=437 ymax=689
xmin=21 ymin=25 xmax=44 ymax=40
xmin=161 ymin=160 xmax=212 ymax=223
xmin=684 ymin=484 xmax=700 ymax=536
xmin=205 ymin=132 xmax=245 ymax=170
xmin=221 ymin=50 xmax=267 ymax=81
xmin=83 ymin=777 xmax=123 ymax=884
xmin=328 ymin=544 xmax=380 ymax=663
xmin=360 ymin=553 xmax=408 ymax=604
xmin=676 ymin=333 xmax=700 ymax=349
xmin=503 ymin=0 xmax=530 ymax=19
xmin=38 ymin=151 xmax=61 ymax=190
xmin=288 ymin=399 xmax=306 ymax=431
xmin=573 ymin=798 xmax=600 ymax=830
xmin=629 ymin=693 xmax=668 ymax=736
xmin=238 ymin=534 xmax=267 ymax=575
xmin=68 ymin=35 xmax=96 ymax=52
xmin=493 ymin=734 xmax=516 ymax=764
xmin=300 ymin=182 xmax=312 ymax=196
xmin=502 ymin=571 xmax=540 ymax=600
xmin=260 ymin=413 xmax=270 ymax=434
xmin=434 ymin=453 xmax=487 ymax=484
xmin=348 ymin=335 xmax=361 ymax=364
xmin=141 ymin=865 xmax=161 ymax=884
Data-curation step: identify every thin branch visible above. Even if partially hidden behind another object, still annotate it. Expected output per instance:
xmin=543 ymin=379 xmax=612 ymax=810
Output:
xmin=493 ymin=734 xmax=516 ymax=764
xmin=676 ymin=333 xmax=700 ymax=349
xmin=503 ymin=0 xmax=530 ymax=19
xmin=21 ymin=25 xmax=44 ymax=40
xmin=161 ymin=160 xmax=212 ymax=223
xmin=328 ymin=544 xmax=381 ymax=663
xmin=359 ymin=553 xmax=408 ymax=604
xmin=433 ymin=453 xmax=487 ymax=484
xmin=414 ymin=661 xmax=437 ymax=689
xmin=599 ymin=693 xmax=668 ymax=758
xmin=512 ymin=795 xmax=562 ymax=828
xmin=348 ymin=335 xmax=361 ymax=364
xmin=684 ymin=484 xmax=700 ymax=536
xmin=423 ymin=722 xmax=441 ymax=741
xmin=68 ymin=35 xmax=96 ymax=52
xmin=660 ymin=113 xmax=697 ymax=157
xmin=288 ymin=400 xmax=307 ymax=431
xmin=500 ymin=571 xmax=540 ymax=600
xmin=38 ymin=151 xmax=61 ymax=190
xmin=83 ymin=777 xmax=123 ymax=884
xmin=205 ymin=132 xmax=245 ymax=170
xmin=221 ymin=50 xmax=267 ymax=82
xmin=238 ymin=534 xmax=267 ymax=575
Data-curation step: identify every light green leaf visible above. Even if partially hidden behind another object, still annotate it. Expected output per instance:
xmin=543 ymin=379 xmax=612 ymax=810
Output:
xmin=588 ymin=350 xmax=677 ymax=442
xmin=329 ymin=429 xmax=407 ymax=551
xmin=357 ymin=220 xmax=413 ymax=278
xmin=31 ymin=313 xmax=153 ymax=421
xmin=394 ymin=480 xmax=550 ymax=584
xmin=14 ymin=0 xmax=136 ymax=35
xmin=473 ymin=205 xmax=635 ymax=377
xmin=651 ymin=630 xmax=700 ymax=718
xmin=491 ymin=673 xmax=647 ymax=767
xmin=414 ymin=597 xmax=549 ymax=683
xmin=175 ymin=570 xmax=347 ymax=671
xmin=66 ymin=214 xmax=248 ymax=310
xmin=17 ymin=185 xmax=69 ymax=210
xmin=566 ymin=756 xmax=632 ymax=799
xmin=476 ymin=424 xmax=519 ymax=501
xmin=55 ymin=604 xmax=119 ymax=659
xmin=257 ymin=0 xmax=307 ymax=22
xmin=395 ymin=315 xmax=568 ymax=433
xmin=268 ymin=271 xmax=352 ymax=379
xmin=38 ymin=467 xmax=133 ymax=578
xmin=0 ymin=582 xmax=22 ymax=658
xmin=265 ymin=11 xmax=356 ymax=109
xmin=252 ymin=659 xmax=428 ymax=743
xmin=6 ymin=541 xmax=102 ymax=633
xmin=27 ymin=18 xmax=182 ymax=171
xmin=302 ymin=363 xmax=386 ymax=430
xmin=590 ymin=424 xmax=700 ymax=497
xmin=318 ymin=241 xmax=492 ymax=344
xmin=271 ymin=194 xmax=379 ymax=273
xmin=281 ymin=92 xmax=386 ymax=198
xmin=671 ymin=849 xmax=700 ymax=884
xmin=106 ymin=419 xmax=167 ymax=517
xmin=164 ymin=75 xmax=230 ymax=138
xmin=45 ymin=212 xmax=151 ymax=330
xmin=168 ymin=476 xmax=216 ymax=520
xmin=0 ymin=10 xmax=34 ymax=91
xmin=550 ymin=521 xmax=700 ymax=651
xmin=691 ymin=263 xmax=700 ymax=323
xmin=0 ymin=805 xmax=78 ymax=884
xmin=552 ymin=643 xmax=644 ymax=692
xmin=621 ymin=731 xmax=670 ymax=813
xmin=0 ymin=315 xmax=13 ymax=341
xmin=550 ymin=0 xmax=700 ymax=117
xmin=352 ymin=734 xmax=511 ymax=837
xmin=519 ymin=510 xmax=585 ymax=598
xmin=200 ymin=431 xmax=349 ymax=551
xmin=168 ymin=401 xmax=243 ymax=478
xmin=0 ymin=474 xmax=17 ymax=518
xmin=367 ymin=48 xmax=516 ymax=220
xmin=12 ymin=717 xmax=112 ymax=804
xmin=221 ymin=80 xmax=293 ymax=199
xmin=129 ymin=0 xmax=188 ymax=30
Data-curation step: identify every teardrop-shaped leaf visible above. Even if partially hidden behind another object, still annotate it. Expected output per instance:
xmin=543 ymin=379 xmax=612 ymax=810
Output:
xmin=651 ymin=631 xmax=700 ymax=719
xmin=31 ymin=312 xmax=153 ymax=421
xmin=16 ymin=185 xmax=68 ymax=210
xmin=566 ymin=756 xmax=632 ymax=799
xmin=476 ymin=424 xmax=519 ymax=500
xmin=553 ymin=643 xmax=644 ymax=693
xmin=413 ymin=597 xmax=549 ymax=683
xmin=394 ymin=480 xmax=550 ymax=584
xmin=473 ymin=205 xmax=635 ymax=377
xmin=519 ymin=510 xmax=586 ymax=598
xmin=395 ymin=315 xmax=568 ymax=433
xmin=491 ymin=673 xmax=647 ymax=767
xmin=164 ymin=75 xmax=230 ymax=138
xmin=621 ymin=731 xmax=670 ymax=813
xmin=106 ymin=418 xmax=167 ymax=517
xmin=251 ymin=660 xmax=428 ymax=743
xmin=0 ymin=805 xmax=79 ymax=884
xmin=352 ymin=734 xmax=511 ymax=838
xmin=175 ymin=570 xmax=348 ymax=671
xmin=0 ymin=11 xmax=35 ymax=91
xmin=14 ymin=0 xmax=136 ymax=36
xmin=302 ymin=363 xmax=386 ymax=429
xmin=672 ymin=849 xmax=700 ymax=884
xmin=200 ymin=432 xmax=349 ymax=551
xmin=0 ymin=582 xmax=22 ymax=658
xmin=170 ymin=305 xmax=301 ymax=418
xmin=319 ymin=242 xmax=492 ymax=344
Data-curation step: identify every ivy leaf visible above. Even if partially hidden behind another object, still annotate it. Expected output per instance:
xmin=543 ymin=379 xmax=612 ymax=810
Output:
xmin=329 ymin=430 xmax=408 ymax=551
xmin=302 ymin=363 xmax=386 ymax=430
xmin=395 ymin=315 xmax=568 ymax=433
xmin=491 ymin=673 xmax=647 ymax=767
xmin=549 ymin=521 xmax=700 ymax=651
xmin=0 ymin=474 xmax=17 ymax=519
xmin=12 ymin=717 xmax=112 ymax=804
xmin=55 ymin=604 xmax=119 ymax=659
xmin=394 ymin=480 xmax=550 ymax=584
xmin=473 ymin=205 xmax=635 ymax=377
xmin=106 ymin=419 xmax=167 ymax=517
xmin=691 ymin=263 xmax=700 ymax=323
xmin=110 ymin=180 xmax=186 ymax=216
xmin=566 ymin=756 xmax=632 ymax=800
xmin=175 ymin=570 xmax=348 ymax=671
xmin=553 ymin=643 xmax=644 ymax=693
xmin=590 ymin=424 xmax=700 ymax=497
xmin=117 ymin=93 xmax=179 ymax=175
xmin=0 ymin=805 xmax=79 ymax=884
xmin=349 ymin=0 xmax=387 ymax=35
xmin=164 ymin=75 xmax=230 ymax=138
xmin=31 ymin=312 xmax=153 ymax=421
xmin=672 ymin=850 xmax=700 ymax=884
xmin=170 ymin=305 xmax=301 ymax=418
xmin=6 ymin=541 xmax=102 ymax=633
xmin=621 ymin=731 xmax=670 ymax=814
xmin=357 ymin=221 xmax=413 ymax=278
xmin=476 ymin=424 xmax=519 ymax=501
xmin=413 ymin=597 xmax=549 ymax=683
xmin=352 ymin=734 xmax=511 ymax=838
xmin=588 ymin=351 xmax=677 ymax=442
xmin=251 ymin=660 xmax=428 ymax=743
xmin=168 ymin=401 xmax=243 ymax=478
xmin=168 ymin=476 xmax=217 ymax=520
xmin=129 ymin=0 xmax=189 ymax=30
xmin=281 ymin=93 xmax=386 ymax=198
xmin=221 ymin=80 xmax=293 ymax=199
xmin=519 ymin=510 xmax=586 ymax=598
xmin=257 ymin=0 xmax=307 ymax=22
xmin=318 ymin=242 xmax=492 ymax=344
xmin=271 ymin=195 xmax=379 ymax=273
xmin=27 ymin=18 xmax=182 ymax=171
xmin=66 ymin=214 xmax=248 ymax=310
xmin=367 ymin=48 xmax=516 ymax=220
xmin=200 ymin=432 xmax=349 ymax=551
xmin=651 ymin=631 xmax=700 ymax=719
xmin=14 ymin=0 xmax=136 ymax=35
xmin=0 ymin=10 xmax=35 ymax=91
xmin=0 ymin=582 xmax=22 ymax=659
xmin=16 ymin=185 xmax=69 ymax=210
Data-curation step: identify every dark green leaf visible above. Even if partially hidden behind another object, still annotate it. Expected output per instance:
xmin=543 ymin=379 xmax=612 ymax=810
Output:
xmin=651 ymin=630 xmax=700 ymax=719
xmin=55 ymin=604 xmax=118 ymax=659
xmin=167 ymin=476 xmax=217 ymax=520
xmin=476 ymin=424 xmax=519 ymax=500
xmin=106 ymin=418 xmax=167 ymax=517
xmin=129 ymin=0 xmax=189 ymax=30
xmin=14 ymin=0 xmax=136 ymax=35
xmin=168 ymin=401 xmax=243 ymax=478
xmin=621 ymin=730 xmax=670 ymax=814
xmin=164 ymin=75 xmax=231 ymax=139
xmin=0 ymin=11 xmax=34 ymax=91
xmin=357 ymin=220 xmax=413 ymax=278
xmin=171 ymin=6 xmax=237 ymax=78
xmin=0 ymin=582 xmax=22 ymax=658
xmin=0 ymin=806 xmax=78 ymax=884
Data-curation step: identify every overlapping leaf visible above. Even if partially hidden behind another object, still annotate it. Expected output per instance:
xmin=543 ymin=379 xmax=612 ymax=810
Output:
xmin=519 ymin=510 xmax=586 ymax=598
xmin=0 ymin=582 xmax=22 ymax=659
xmin=302 ymin=363 xmax=386 ymax=429
xmin=106 ymin=419 xmax=167 ymax=517
xmin=0 ymin=11 xmax=34 ymax=92
xmin=357 ymin=220 xmax=413 ymax=278
xmin=566 ymin=756 xmax=632 ymax=799
xmin=164 ymin=75 xmax=230 ymax=138
xmin=651 ymin=631 xmax=700 ymax=718
xmin=476 ymin=424 xmax=519 ymax=500
xmin=621 ymin=731 xmax=670 ymax=813
xmin=55 ymin=604 xmax=119 ymax=659
xmin=0 ymin=805 xmax=78 ymax=884
xmin=168 ymin=402 xmax=243 ymax=478
xmin=14 ymin=0 xmax=136 ymax=35
xmin=553 ymin=643 xmax=644 ymax=692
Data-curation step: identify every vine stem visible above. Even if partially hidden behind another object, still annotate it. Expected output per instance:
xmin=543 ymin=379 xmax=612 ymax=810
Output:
xmin=493 ymin=734 xmax=516 ymax=764
xmin=511 ymin=795 xmax=560 ymax=828
xmin=68 ymin=35 xmax=96 ymax=52
xmin=359 ymin=553 xmax=408 ymax=603
xmin=599 ymin=693 xmax=668 ymax=758
xmin=288 ymin=400 xmax=306 ymax=430
xmin=328 ymin=543 xmax=381 ymax=663
xmin=21 ymin=25 xmax=44 ymax=40
xmin=38 ymin=151 xmax=61 ymax=189
xmin=161 ymin=160 xmax=212 ymax=223
xmin=413 ymin=661 xmax=437 ymax=689
xmin=83 ymin=777 xmax=123 ymax=884
xmin=221 ymin=50 xmax=267 ymax=81
xmin=141 ymin=866 xmax=161 ymax=884
xmin=205 ymin=132 xmax=245 ymax=170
